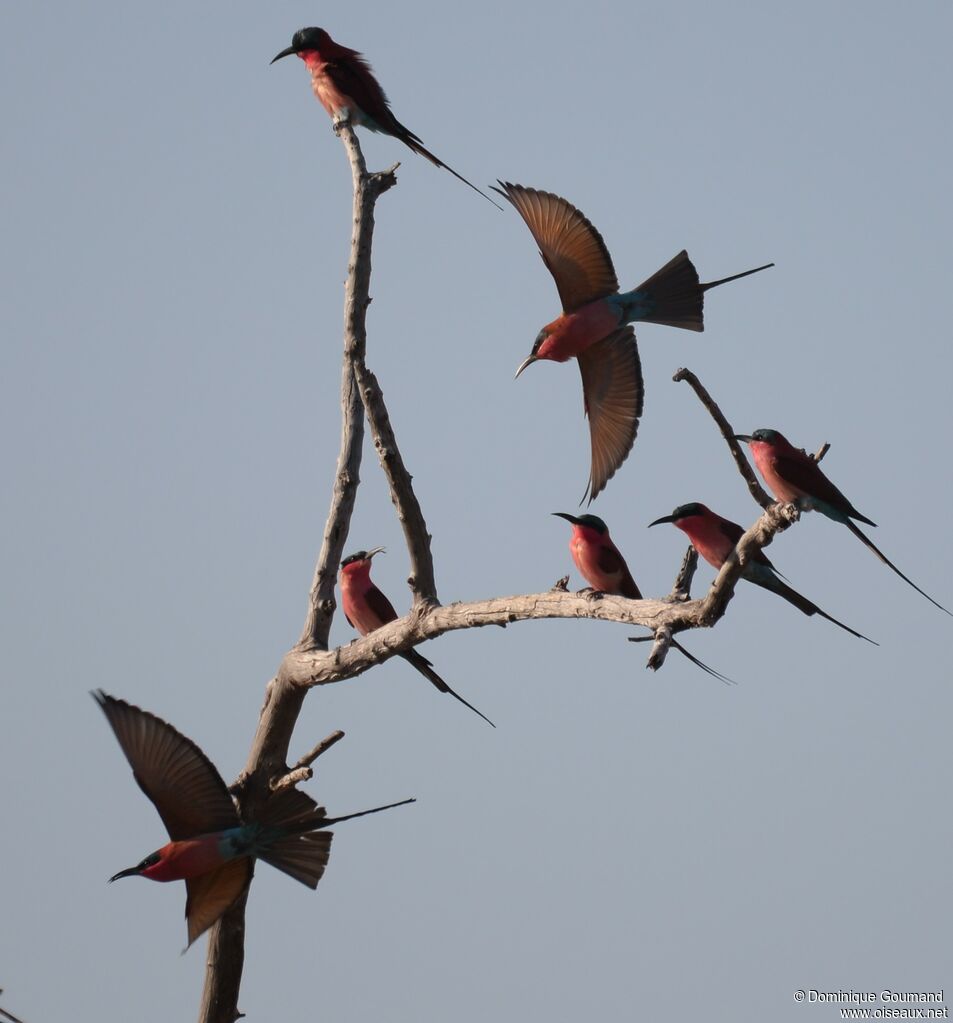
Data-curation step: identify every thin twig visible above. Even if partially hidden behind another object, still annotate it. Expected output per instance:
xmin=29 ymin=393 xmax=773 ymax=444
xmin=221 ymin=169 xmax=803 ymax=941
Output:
xmin=294 ymin=730 xmax=345 ymax=770
xmin=812 ymin=442 xmax=830 ymax=463
xmin=354 ymin=362 xmax=438 ymax=604
xmin=668 ymin=546 xmax=698 ymax=601
xmin=673 ymin=367 xmax=772 ymax=507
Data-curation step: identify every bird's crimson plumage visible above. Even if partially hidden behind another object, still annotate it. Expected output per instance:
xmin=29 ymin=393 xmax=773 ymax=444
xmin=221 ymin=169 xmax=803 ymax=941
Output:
xmin=736 ymin=429 xmax=950 ymax=614
xmin=271 ymin=27 xmax=501 ymax=208
xmin=95 ymin=690 xmax=414 ymax=946
xmin=494 ymin=181 xmax=773 ymax=501
xmin=649 ymin=503 xmax=875 ymax=642
xmin=339 ymin=549 xmax=495 ymax=726
xmin=551 ymin=513 xmax=733 ymax=683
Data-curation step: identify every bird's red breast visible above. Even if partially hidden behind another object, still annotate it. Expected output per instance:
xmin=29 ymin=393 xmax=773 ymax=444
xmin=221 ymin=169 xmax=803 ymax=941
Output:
xmin=339 ymin=563 xmax=398 ymax=635
xmin=142 ymin=836 xmax=226 ymax=883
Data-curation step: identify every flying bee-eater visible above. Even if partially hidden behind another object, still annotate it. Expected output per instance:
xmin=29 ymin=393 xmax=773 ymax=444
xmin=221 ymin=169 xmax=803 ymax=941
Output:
xmin=735 ymin=429 xmax=951 ymax=615
xmin=648 ymin=503 xmax=876 ymax=643
xmin=94 ymin=690 xmax=414 ymax=947
xmin=339 ymin=549 xmax=495 ymax=726
xmin=552 ymin=512 xmax=734 ymax=683
xmin=494 ymin=181 xmax=773 ymax=501
xmin=271 ymin=27 xmax=502 ymax=209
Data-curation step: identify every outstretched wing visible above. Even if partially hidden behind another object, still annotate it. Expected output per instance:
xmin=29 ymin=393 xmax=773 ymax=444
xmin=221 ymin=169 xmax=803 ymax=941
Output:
xmin=494 ymin=182 xmax=619 ymax=312
xmin=184 ymin=859 xmax=254 ymax=947
xmin=577 ymin=327 xmax=643 ymax=503
xmin=93 ymin=691 xmax=239 ymax=841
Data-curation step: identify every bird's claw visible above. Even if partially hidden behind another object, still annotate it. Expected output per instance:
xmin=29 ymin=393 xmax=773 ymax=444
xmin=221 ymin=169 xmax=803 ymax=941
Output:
xmin=332 ymin=117 xmax=353 ymax=136
xmin=579 ymin=587 xmax=605 ymax=601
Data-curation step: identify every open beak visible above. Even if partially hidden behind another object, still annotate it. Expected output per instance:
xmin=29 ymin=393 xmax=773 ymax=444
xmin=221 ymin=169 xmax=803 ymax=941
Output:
xmin=365 ymin=546 xmax=386 ymax=560
xmin=270 ymin=44 xmax=300 ymax=64
xmin=552 ymin=512 xmax=582 ymax=526
xmin=733 ymin=434 xmax=753 ymax=443
xmin=648 ymin=514 xmax=677 ymax=528
xmin=108 ymin=866 xmax=141 ymax=883
xmin=514 ymin=354 xmax=538 ymax=379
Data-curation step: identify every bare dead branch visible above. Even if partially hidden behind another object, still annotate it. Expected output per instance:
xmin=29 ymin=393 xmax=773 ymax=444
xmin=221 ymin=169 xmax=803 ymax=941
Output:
xmin=294 ymin=730 xmax=346 ymax=770
xmin=354 ymin=362 xmax=438 ymax=604
xmin=298 ymin=135 xmax=397 ymax=652
xmin=198 ymin=124 xmax=396 ymax=1023
xmin=668 ymin=546 xmax=698 ymax=601
xmin=673 ymin=367 xmax=772 ymax=507
xmin=646 ymin=626 xmax=673 ymax=670
xmin=813 ymin=441 xmax=830 ymax=463
xmin=271 ymin=767 xmax=314 ymax=793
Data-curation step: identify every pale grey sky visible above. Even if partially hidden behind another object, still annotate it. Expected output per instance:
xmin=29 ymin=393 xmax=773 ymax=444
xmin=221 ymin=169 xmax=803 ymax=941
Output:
xmin=3 ymin=2 xmax=952 ymax=1021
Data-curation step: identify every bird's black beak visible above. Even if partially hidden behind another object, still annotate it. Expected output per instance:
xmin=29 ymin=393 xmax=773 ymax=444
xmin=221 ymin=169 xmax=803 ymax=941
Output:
xmin=733 ymin=434 xmax=753 ymax=443
xmin=108 ymin=865 xmax=141 ymax=883
xmin=552 ymin=512 xmax=582 ymax=526
xmin=514 ymin=354 xmax=538 ymax=379
xmin=648 ymin=514 xmax=677 ymax=528
xmin=270 ymin=44 xmax=300 ymax=64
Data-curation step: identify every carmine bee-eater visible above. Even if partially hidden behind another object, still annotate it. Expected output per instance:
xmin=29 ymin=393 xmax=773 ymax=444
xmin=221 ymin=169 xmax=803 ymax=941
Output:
xmin=735 ymin=429 xmax=951 ymax=615
xmin=493 ymin=181 xmax=773 ymax=502
xmin=271 ymin=27 xmax=501 ymax=210
xmin=94 ymin=690 xmax=414 ymax=948
xmin=648 ymin=503 xmax=876 ymax=643
xmin=339 ymin=549 xmax=495 ymax=726
xmin=552 ymin=512 xmax=733 ymax=683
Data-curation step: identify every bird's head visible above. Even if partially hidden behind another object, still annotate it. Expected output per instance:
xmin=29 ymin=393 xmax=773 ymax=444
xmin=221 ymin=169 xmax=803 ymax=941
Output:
xmin=271 ymin=27 xmax=331 ymax=64
xmin=734 ymin=428 xmax=782 ymax=446
xmin=514 ymin=326 xmax=559 ymax=378
xmin=648 ymin=503 xmax=708 ymax=529
xmin=552 ymin=512 xmax=609 ymax=535
xmin=109 ymin=850 xmax=161 ymax=883
xmin=340 ymin=547 xmax=385 ymax=576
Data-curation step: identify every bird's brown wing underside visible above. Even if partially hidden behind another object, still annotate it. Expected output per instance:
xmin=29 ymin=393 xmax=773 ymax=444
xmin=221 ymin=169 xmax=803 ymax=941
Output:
xmin=494 ymin=182 xmax=619 ymax=312
xmin=184 ymin=858 xmax=254 ymax=947
xmin=577 ymin=327 xmax=643 ymax=503
xmin=93 ymin=691 xmax=239 ymax=841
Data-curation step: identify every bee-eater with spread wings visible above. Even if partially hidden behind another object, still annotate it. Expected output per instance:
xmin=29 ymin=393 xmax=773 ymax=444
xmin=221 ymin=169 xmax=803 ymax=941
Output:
xmin=494 ymin=182 xmax=772 ymax=501
xmin=95 ymin=690 xmax=414 ymax=947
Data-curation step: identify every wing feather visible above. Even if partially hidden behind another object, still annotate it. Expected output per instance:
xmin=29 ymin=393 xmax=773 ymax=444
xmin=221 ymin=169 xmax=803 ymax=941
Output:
xmin=93 ymin=691 xmax=239 ymax=841
xmin=184 ymin=859 xmax=253 ymax=947
xmin=577 ymin=327 xmax=643 ymax=503
xmin=494 ymin=182 xmax=619 ymax=312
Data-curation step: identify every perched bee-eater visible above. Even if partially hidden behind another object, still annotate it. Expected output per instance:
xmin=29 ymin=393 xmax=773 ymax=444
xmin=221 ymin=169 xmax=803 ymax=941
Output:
xmin=649 ymin=503 xmax=876 ymax=643
xmin=736 ymin=429 xmax=950 ymax=615
xmin=271 ymin=27 xmax=501 ymax=209
xmin=340 ymin=549 xmax=495 ymax=726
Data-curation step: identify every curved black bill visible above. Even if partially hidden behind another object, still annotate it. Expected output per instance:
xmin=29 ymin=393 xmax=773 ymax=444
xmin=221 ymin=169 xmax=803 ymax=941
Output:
xmin=552 ymin=512 xmax=583 ymax=526
xmin=648 ymin=514 xmax=677 ymax=528
xmin=270 ymin=45 xmax=299 ymax=64
xmin=108 ymin=865 xmax=141 ymax=883
xmin=733 ymin=434 xmax=754 ymax=443
xmin=514 ymin=354 xmax=537 ymax=379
